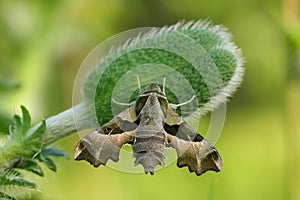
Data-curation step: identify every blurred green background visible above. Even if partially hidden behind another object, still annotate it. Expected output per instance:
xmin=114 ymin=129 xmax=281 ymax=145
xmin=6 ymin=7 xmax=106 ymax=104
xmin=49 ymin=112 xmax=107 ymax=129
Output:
xmin=0 ymin=0 xmax=299 ymax=200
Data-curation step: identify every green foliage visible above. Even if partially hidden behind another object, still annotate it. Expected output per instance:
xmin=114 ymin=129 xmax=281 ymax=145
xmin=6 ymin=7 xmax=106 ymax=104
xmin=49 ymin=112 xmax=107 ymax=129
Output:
xmin=0 ymin=176 xmax=37 ymax=189
xmin=0 ymin=106 xmax=68 ymax=199
xmin=0 ymin=191 xmax=17 ymax=200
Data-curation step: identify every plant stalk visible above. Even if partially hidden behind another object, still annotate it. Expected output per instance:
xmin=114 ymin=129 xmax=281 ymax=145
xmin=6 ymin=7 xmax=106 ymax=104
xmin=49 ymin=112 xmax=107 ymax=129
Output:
xmin=36 ymin=101 xmax=94 ymax=146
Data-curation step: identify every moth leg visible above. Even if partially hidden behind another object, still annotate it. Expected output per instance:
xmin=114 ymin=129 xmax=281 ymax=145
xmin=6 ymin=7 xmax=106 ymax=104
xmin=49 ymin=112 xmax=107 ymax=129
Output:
xmin=74 ymin=130 xmax=134 ymax=167
xmin=166 ymin=133 xmax=222 ymax=176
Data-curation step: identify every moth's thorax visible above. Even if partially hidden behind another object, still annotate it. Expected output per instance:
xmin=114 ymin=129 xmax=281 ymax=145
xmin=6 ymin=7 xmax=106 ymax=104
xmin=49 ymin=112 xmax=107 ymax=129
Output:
xmin=139 ymin=94 xmax=165 ymax=127
xmin=142 ymin=84 xmax=163 ymax=94
xmin=135 ymin=84 xmax=168 ymax=117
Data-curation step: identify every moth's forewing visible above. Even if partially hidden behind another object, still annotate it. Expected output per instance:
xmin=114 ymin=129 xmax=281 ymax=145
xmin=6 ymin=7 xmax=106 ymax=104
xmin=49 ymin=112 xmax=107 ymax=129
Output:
xmin=74 ymin=106 xmax=137 ymax=167
xmin=74 ymin=130 xmax=133 ymax=166
xmin=165 ymin=104 xmax=183 ymax=126
xmin=102 ymin=105 xmax=138 ymax=134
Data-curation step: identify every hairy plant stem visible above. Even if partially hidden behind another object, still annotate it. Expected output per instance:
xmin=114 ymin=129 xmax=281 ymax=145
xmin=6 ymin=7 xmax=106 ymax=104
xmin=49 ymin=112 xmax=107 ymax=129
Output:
xmin=36 ymin=101 xmax=95 ymax=146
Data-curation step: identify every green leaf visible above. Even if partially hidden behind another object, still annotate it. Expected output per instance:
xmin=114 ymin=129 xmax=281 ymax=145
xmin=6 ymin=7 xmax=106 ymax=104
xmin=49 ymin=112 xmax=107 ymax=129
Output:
xmin=13 ymin=159 xmax=44 ymax=177
xmin=0 ymin=176 xmax=37 ymax=189
xmin=20 ymin=106 xmax=31 ymax=133
xmin=0 ymin=191 xmax=17 ymax=200
xmin=13 ymin=115 xmax=21 ymax=130
xmin=27 ymin=120 xmax=46 ymax=140
xmin=7 ymin=106 xmax=31 ymax=139
xmin=42 ymin=148 xmax=69 ymax=159
xmin=40 ymin=157 xmax=56 ymax=172
xmin=1 ymin=169 xmax=23 ymax=178
xmin=10 ymin=115 xmax=22 ymax=139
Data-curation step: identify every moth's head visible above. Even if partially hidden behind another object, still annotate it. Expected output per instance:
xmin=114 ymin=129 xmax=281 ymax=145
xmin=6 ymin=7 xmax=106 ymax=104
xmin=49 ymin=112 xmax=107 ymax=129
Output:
xmin=142 ymin=84 xmax=163 ymax=95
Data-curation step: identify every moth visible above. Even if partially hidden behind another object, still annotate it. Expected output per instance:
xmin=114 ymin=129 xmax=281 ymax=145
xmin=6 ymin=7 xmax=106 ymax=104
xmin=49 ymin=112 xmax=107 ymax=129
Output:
xmin=74 ymin=79 xmax=222 ymax=176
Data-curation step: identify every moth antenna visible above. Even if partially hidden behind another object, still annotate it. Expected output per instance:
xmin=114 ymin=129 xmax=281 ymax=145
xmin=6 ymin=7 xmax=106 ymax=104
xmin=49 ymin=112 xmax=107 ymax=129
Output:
xmin=171 ymin=95 xmax=196 ymax=109
xmin=136 ymin=75 xmax=141 ymax=94
xmin=163 ymin=77 xmax=166 ymax=95
xmin=112 ymin=98 xmax=134 ymax=106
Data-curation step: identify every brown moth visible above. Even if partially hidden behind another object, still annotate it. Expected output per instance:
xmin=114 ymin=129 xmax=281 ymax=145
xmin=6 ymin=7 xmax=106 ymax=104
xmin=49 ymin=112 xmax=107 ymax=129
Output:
xmin=74 ymin=82 xmax=222 ymax=176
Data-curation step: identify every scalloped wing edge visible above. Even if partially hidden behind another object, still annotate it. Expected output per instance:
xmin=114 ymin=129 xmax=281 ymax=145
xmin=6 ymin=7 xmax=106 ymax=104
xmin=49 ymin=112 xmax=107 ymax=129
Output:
xmin=167 ymin=134 xmax=222 ymax=176
xmin=74 ymin=130 xmax=134 ymax=167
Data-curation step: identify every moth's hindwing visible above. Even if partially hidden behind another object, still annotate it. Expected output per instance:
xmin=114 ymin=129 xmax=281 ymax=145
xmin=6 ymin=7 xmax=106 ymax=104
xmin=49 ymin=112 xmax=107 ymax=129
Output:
xmin=167 ymin=134 xmax=222 ymax=175
xmin=165 ymin=118 xmax=222 ymax=175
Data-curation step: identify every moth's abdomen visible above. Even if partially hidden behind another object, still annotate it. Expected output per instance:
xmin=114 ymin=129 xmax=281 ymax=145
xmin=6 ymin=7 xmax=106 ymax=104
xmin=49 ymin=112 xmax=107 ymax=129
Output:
xmin=132 ymin=128 xmax=166 ymax=175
